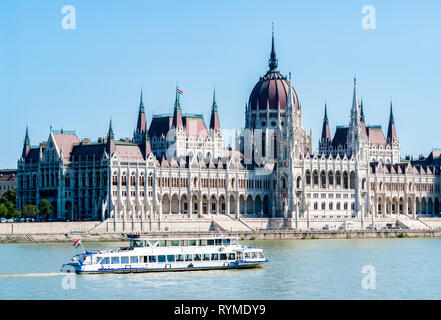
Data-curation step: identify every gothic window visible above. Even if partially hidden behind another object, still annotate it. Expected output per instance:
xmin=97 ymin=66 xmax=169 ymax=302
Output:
xmin=296 ymin=176 xmax=301 ymax=189
xmin=112 ymin=173 xmax=118 ymax=186
xmin=130 ymin=173 xmax=135 ymax=187
xmin=321 ymin=202 xmax=325 ymax=210
xmin=139 ymin=173 xmax=145 ymax=187
xmin=335 ymin=171 xmax=341 ymax=186
xmin=343 ymin=171 xmax=348 ymax=189
xmin=320 ymin=171 xmax=326 ymax=188
xmin=305 ymin=170 xmax=311 ymax=185
xmin=122 ymin=173 xmax=127 ymax=186
xmin=313 ymin=170 xmax=318 ymax=185
xmin=328 ymin=171 xmax=334 ymax=186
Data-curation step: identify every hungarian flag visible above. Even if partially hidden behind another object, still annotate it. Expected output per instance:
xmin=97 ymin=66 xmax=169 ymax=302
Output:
xmin=73 ymin=239 xmax=81 ymax=248
xmin=177 ymin=88 xmax=183 ymax=94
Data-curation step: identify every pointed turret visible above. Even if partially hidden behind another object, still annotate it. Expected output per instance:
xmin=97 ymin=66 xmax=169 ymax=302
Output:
xmin=360 ymin=99 xmax=367 ymax=136
xmin=320 ymin=103 xmax=331 ymax=142
xmin=268 ymin=23 xmax=278 ymax=71
xmin=209 ymin=88 xmax=220 ymax=130
xmin=136 ymin=89 xmax=146 ymax=133
xmin=172 ymin=86 xmax=183 ymax=129
xmin=22 ymin=125 xmax=31 ymax=159
xmin=387 ymin=101 xmax=397 ymax=143
xmin=351 ymin=77 xmax=359 ymax=121
xmin=106 ymin=118 xmax=115 ymax=154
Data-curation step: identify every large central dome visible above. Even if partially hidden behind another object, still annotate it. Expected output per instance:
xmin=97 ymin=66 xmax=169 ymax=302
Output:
xmin=248 ymin=31 xmax=299 ymax=111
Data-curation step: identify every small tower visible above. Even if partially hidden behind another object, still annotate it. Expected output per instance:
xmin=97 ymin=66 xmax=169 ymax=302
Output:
xmin=172 ymin=86 xmax=183 ymax=129
xmin=106 ymin=118 xmax=115 ymax=155
xmin=209 ymin=88 xmax=220 ymax=131
xmin=319 ymin=102 xmax=331 ymax=154
xmin=22 ymin=125 xmax=31 ymax=159
xmin=387 ymin=101 xmax=400 ymax=163
xmin=134 ymin=89 xmax=147 ymax=144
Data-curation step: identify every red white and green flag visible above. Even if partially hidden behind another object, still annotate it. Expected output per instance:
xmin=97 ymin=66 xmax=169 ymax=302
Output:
xmin=73 ymin=239 xmax=82 ymax=248
xmin=177 ymin=88 xmax=183 ymax=94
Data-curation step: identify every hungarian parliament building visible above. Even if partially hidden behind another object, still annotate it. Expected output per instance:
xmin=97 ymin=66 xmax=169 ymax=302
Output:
xmin=16 ymin=32 xmax=441 ymax=224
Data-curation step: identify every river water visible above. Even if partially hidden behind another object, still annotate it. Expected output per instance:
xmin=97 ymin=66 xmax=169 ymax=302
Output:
xmin=1 ymin=238 xmax=440 ymax=299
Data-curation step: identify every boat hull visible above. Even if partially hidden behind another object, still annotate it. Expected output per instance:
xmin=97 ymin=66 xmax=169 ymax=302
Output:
xmin=64 ymin=260 xmax=268 ymax=275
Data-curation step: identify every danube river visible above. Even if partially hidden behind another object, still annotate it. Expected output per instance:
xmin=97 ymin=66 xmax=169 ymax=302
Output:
xmin=1 ymin=238 xmax=440 ymax=299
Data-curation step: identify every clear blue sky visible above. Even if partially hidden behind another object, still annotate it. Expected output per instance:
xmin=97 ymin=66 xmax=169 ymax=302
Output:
xmin=1 ymin=0 xmax=440 ymax=168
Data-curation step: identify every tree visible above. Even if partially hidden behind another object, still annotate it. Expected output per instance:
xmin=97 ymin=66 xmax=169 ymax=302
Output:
xmin=6 ymin=202 xmax=19 ymax=219
xmin=0 ymin=189 xmax=16 ymax=205
xmin=0 ymin=204 xmax=7 ymax=219
xmin=22 ymin=204 xmax=38 ymax=218
xmin=38 ymin=199 xmax=52 ymax=220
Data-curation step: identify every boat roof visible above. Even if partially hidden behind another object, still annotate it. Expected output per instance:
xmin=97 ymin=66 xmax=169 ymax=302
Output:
xmin=122 ymin=236 xmax=239 ymax=241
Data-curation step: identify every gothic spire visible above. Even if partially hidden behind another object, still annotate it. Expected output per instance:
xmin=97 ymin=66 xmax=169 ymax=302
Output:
xmin=136 ymin=89 xmax=147 ymax=133
xmin=321 ymin=102 xmax=331 ymax=141
xmin=268 ymin=23 xmax=278 ymax=71
xmin=172 ymin=85 xmax=183 ymax=129
xmin=387 ymin=101 xmax=397 ymax=142
xmin=22 ymin=125 xmax=30 ymax=159
xmin=209 ymin=87 xmax=220 ymax=130
xmin=108 ymin=117 xmax=114 ymax=140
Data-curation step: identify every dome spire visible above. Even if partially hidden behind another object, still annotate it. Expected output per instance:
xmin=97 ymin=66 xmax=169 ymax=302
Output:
xmin=269 ymin=23 xmax=278 ymax=71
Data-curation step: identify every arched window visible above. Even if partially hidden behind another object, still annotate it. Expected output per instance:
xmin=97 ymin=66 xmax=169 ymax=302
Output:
xmin=306 ymin=170 xmax=311 ymax=185
xmin=313 ymin=170 xmax=319 ymax=185
xmin=121 ymin=172 xmax=127 ymax=186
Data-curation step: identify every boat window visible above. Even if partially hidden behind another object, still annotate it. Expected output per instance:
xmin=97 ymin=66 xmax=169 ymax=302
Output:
xmin=237 ymin=253 xmax=243 ymax=260
xmin=158 ymin=255 xmax=166 ymax=263
xmin=252 ymin=252 xmax=258 ymax=259
xmin=132 ymin=240 xmax=145 ymax=248
xmin=130 ymin=256 xmax=138 ymax=263
xmin=211 ymin=253 xmax=219 ymax=260
xmin=95 ymin=257 xmax=102 ymax=264
xmin=167 ymin=255 xmax=175 ymax=262
xmin=121 ymin=256 xmax=129 ymax=264
xmin=182 ymin=240 xmax=188 ymax=246
xmin=143 ymin=256 xmax=148 ymax=263
xmin=222 ymin=239 xmax=230 ymax=246
xmin=176 ymin=254 xmax=185 ymax=262
xmin=189 ymin=239 xmax=197 ymax=246
xmin=220 ymin=253 xmax=227 ymax=260
xmin=228 ymin=253 xmax=235 ymax=260
xmin=199 ymin=239 xmax=206 ymax=246
xmin=244 ymin=252 xmax=250 ymax=259
xmin=171 ymin=240 xmax=180 ymax=246
xmin=185 ymin=254 xmax=193 ymax=261
xmin=215 ymin=239 xmax=222 ymax=245
xmin=231 ymin=239 xmax=237 ymax=245
xmin=111 ymin=257 xmax=120 ymax=264
xmin=165 ymin=240 xmax=172 ymax=247
xmin=258 ymin=252 xmax=264 ymax=259
xmin=207 ymin=240 xmax=214 ymax=246
xmin=203 ymin=254 xmax=210 ymax=261
xmin=194 ymin=254 xmax=202 ymax=261
xmin=159 ymin=240 xmax=166 ymax=247
xmin=149 ymin=256 xmax=157 ymax=263
xmin=102 ymin=257 xmax=110 ymax=264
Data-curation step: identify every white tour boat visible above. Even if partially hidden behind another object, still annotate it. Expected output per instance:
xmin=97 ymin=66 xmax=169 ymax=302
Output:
xmin=60 ymin=235 xmax=269 ymax=274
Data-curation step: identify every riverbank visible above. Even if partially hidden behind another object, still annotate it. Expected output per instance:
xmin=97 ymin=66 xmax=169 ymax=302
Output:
xmin=1 ymin=228 xmax=441 ymax=243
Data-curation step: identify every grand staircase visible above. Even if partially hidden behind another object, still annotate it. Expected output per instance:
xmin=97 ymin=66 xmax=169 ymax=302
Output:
xmin=396 ymin=216 xmax=431 ymax=230
xmin=206 ymin=214 xmax=253 ymax=232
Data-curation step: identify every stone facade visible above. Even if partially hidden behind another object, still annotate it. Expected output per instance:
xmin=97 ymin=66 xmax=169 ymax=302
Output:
xmin=16 ymin=32 xmax=441 ymax=223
